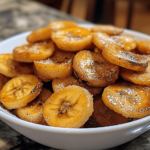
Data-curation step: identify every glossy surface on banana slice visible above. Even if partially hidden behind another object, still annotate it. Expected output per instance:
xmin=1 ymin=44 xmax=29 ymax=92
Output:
xmin=0 ymin=54 xmax=33 ymax=77
xmin=0 ymin=75 xmax=43 ymax=110
xmin=43 ymin=85 xmax=93 ymax=128
xmin=14 ymin=88 xmax=52 ymax=124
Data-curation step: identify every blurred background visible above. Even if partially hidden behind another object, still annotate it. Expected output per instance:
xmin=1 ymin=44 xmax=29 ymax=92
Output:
xmin=34 ymin=0 xmax=150 ymax=35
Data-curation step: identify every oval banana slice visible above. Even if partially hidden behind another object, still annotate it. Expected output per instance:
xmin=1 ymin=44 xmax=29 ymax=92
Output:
xmin=43 ymin=85 xmax=93 ymax=128
xmin=0 ymin=75 xmax=43 ymax=110
xmin=73 ymin=50 xmax=119 ymax=87
xmin=91 ymin=25 xmax=123 ymax=36
xmin=102 ymin=81 xmax=150 ymax=118
xmin=136 ymin=40 xmax=150 ymax=54
xmin=0 ymin=54 xmax=33 ymax=77
xmin=14 ymin=88 xmax=52 ymax=124
xmin=51 ymin=27 xmax=93 ymax=51
xmin=13 ymin=40 xmax=55 ymax=62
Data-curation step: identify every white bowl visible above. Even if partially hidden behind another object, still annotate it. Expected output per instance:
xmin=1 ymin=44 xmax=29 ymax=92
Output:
xmin=0 ymin=25 xmax=150 ymax=150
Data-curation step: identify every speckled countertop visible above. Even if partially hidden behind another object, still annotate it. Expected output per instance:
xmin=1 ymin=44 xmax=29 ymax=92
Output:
xmin=0 ymin=0 xmax=150 ymax=150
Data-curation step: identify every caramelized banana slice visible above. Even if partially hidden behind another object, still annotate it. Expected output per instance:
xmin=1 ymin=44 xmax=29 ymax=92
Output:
xmin=52 ymin=75 xmax=103 ymax=96
xmin=0 ymin=73 xmax=10 ymax=91
xmin=73 ymin=50 xmax=119 ymax=87
xmin=120 ymin=56 xmax=150 ymax=86
xmin=102 ymin=44 xmax=148 ymax=71
xmin=34 ymin=49 xmax=75 ymax=80
xmin=0 ymin=54 xmax=33 ymax=77
xmin=91 ymin=25 xmax=123 ymax=36
xmin=47 ymin=21 xmax=77 ymax=32
xmin=0 ymin=75 xmax=43 ymax=110
xmin=27 ymin=27 xmax=51 ymax=43
xmin=92 ymin=94 xmax=130 ymax=127
xmin=102 ymin=82 xmax=150 ymax=118
xmin=13 ymin=40 xmax=55 ymax=62
xmin=136 ymin=40 xmax=150 ymax=54
xmin=14 ymin=88 xmax=52 ymax=124
xmin=51 ymin=27 xmax=93 ymax=51
xmin=112 ymin=35 xmax=136 ymax=51
xmin=43 ymin=85 xmax=93 ymax=128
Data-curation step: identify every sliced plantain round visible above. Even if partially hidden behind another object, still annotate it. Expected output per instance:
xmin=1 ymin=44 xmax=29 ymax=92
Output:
xmin=43 ymin=85 xmax=93 ymax=128
xmin=14 ymin=88 xmax=52 ymax=124
xmin=0 ymin=74 xmax=43 ymax=110
xmin=13 ymin=40 xmax=55 ymax=62
xmin=0 ymin=54 xmax=33 ymax=78
xmin=102 ymin=81 xmax=150 ymax=118
xmin=73 ymin=50 xmax=119 ymax=87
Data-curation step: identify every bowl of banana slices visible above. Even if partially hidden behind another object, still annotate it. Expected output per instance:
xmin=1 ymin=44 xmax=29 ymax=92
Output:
xmin=1 ymin=22 xmax=150 ymax=150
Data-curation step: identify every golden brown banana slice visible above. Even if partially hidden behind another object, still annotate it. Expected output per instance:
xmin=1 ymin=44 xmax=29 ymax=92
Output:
xmin=92 ymin=94 xmax=130 ymax=127
xmin=91 ymin=25 xmax=123 ymax=36
xmin=13 ymin=40 xmax=55 ymax=62
xmin=102 ymin=81 xmax=150 ymax=118
xmin=102 ymin=44 xmax=148 ymax=71
xmin=27 ymin=27 xmax=51 ymax=43
xmin=112 ymin=35 xmax=136 ymax=51
xmin=0 ymin=54 xmax=33 ymax=77
xmin=43 ymin=85 xmax=93 ymax=128
xmin=52 ymin=75 xmax=103 ymax=96
xmin=34 ymin=49 xmax=75 ymax=80
xmin=51 ymin=27 xmax=93 ymax=51
xmin=0 ymin=75 xmax=43 ymax=110
xmin=73 ymin=50 xmax=119 ymax=87
xmin=136 ymin=40 xmax=150 ymax=54
xmin=47 ymin=21 xmax=77 ymax=32
xmin=0 ymin=73 xmax=10 ymax=91
xmin=14 ymin=88 xmax=52 ymax=124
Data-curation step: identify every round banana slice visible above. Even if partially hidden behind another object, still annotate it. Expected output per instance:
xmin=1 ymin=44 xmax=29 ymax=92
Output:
xmin=43 ymin=85 xmax=93 ymax=128
xmin=0 ymin=54 xmax=33 ymax=77
xmin=0 ymin=75 xmax=43 ymax=110
xmin=73 ymin=50 xmax=119 ymax=87
xmin=102 ymin=44 xmax=148 ymax=71
xmin=0 ymin=73 xmax=10 ymax=91
xmin=47 ymin=21 xmax=77 ymax=32
xmin=51 ymin=27 xmax=93 ymax=51
xmin=14 ymin=88 xmax=52 ymax=124
xmin=27 ymin=27 xmax=51 ymax=43
xmin=34 ymin=49 xmax=75 ymax=80
xmin=13 ymin=40 xmax=55 ymax=62
xmin=112 ymin=35 xmax=136 ymax=51
xmin=136 ymin=40 xmax=150 ymax=54
xmin=102 ymin=81 xmax=150 ymax=118
xmin=52 ymin=75 xmax=103 ymax=96
xmin=91 ymin=25 xmax=123 ymax=36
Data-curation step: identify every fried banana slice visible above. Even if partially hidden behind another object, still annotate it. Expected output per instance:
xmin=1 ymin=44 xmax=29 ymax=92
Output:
xmin=91 ymin=25 xmax=123 ymax=36
xmin=14 ymin=88 xmax=52 ymax=124
xmin=0 ymin=75 xmax=43 ymax=110
xmin=52 ymin=75 xmax=103 ymax=96
xmin=34 ymin=49 xmax=75 ymax=80
xmin=43 ymin=85 xmax=93 ymax=128
xmin=112 ymin=35 xmax=136 ymax=51
xmin=92 ymin=94 xmax=130 ymax=127
xmin=136 ymin=40 xmax=150 ymax=54
xmin=102 ymin=82 xmax=150 ymax=118
xmin=0 ymin=54 xmax=33 ymax=77
xmin=13 ymin=40 xmax=55 ymax=62
xmin=51 ymin=27 xmax=93 ymax=51
xmin=0 ymin=73 xmax=10 ymax=91
xmin=73 ymin=50 xmax=119 ymax=87
xmin=27 ymin=27 xmax=51 ymax=43
xmin=47 ymin=21 xmax=77 ymax=32
xmin=102 ymin=44 xmax=148 ymax=71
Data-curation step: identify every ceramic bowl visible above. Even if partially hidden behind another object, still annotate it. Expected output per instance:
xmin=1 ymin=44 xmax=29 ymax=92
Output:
xmin=0 ymin=24 xmax=150 ymax=150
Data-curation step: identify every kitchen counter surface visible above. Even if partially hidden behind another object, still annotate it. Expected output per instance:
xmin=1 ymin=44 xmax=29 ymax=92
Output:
xmin=0 ymin=0 xmax=150 ymax=150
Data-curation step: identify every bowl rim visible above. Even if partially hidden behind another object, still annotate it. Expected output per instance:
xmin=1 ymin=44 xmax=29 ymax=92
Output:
xmin=0 ymin=24 xmax=150 ymax=135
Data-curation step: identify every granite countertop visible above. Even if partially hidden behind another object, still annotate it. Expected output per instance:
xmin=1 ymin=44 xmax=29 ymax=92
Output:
xmin=0 ymin=0 xmax=150 ymax=150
